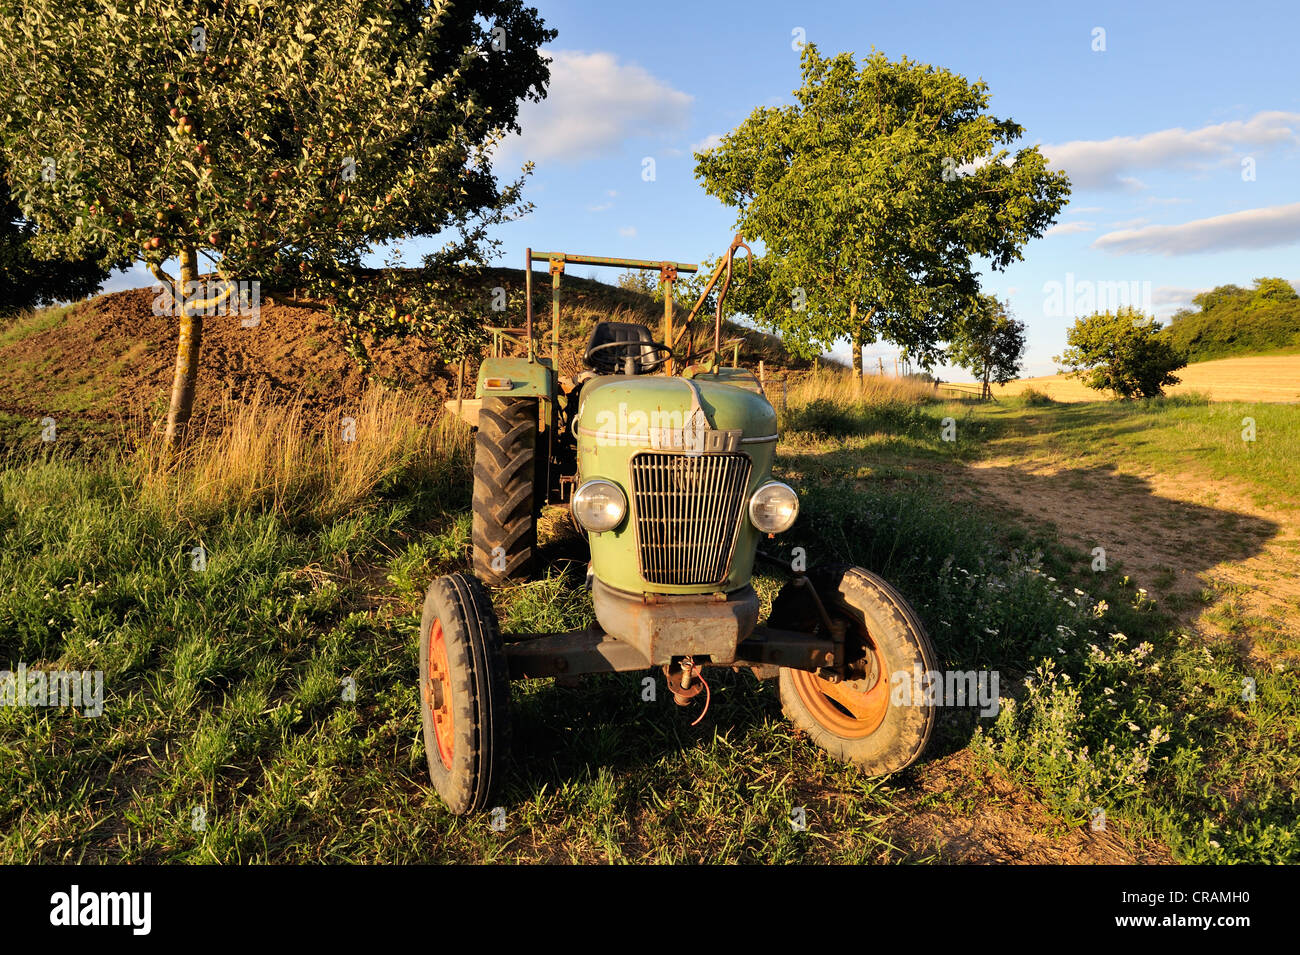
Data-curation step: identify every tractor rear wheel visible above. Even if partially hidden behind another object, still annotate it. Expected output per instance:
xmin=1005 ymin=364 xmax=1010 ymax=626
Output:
xmin=771 ymin=566 xmax=937 ymax=775
xmin=472 ymin=396 xmax=541 ymax=583
xmin=419 ymin=572 xmax=510 ymax=815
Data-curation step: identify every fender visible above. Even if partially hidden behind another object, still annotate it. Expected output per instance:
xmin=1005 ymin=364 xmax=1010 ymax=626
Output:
xmin=474 ymin=356 xmax=557 ymax=402
xmin=446 ymin=356 xmax=556 ymax=430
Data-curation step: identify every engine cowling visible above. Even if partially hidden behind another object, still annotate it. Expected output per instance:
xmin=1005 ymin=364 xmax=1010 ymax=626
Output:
xmin=573 ymin=370 xmax=780 ymax=597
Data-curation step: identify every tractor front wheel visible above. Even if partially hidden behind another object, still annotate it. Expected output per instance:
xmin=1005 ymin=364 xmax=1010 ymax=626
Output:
xmin=419 ymin=572 xmax=510 ymax=815
xmin=772 ymin=566 xmax=936 ymax=775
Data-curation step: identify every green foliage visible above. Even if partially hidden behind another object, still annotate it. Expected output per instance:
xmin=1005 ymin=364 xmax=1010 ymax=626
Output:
xmin=330 ymin=262 xmax=492 ymax=367
xmin=1013 ymin=386 xmax=1056 ymax=407
xmin=0 ymin=158 xmax=126 ymax=314
xmin=0 ymin=0 xmax=554 ymax=305
xmin=694 ymin=45 xmax=1069 ymax=365
xmin=615 ymin=269 xmax=659 ymax=297
xmin=1164 ymin=278 xmax=1300 ymax=362
xmin=946 ymin=295 xmax=1026 ymax=398
xmin=1056 ymin=308 xmax=1188 ymax=399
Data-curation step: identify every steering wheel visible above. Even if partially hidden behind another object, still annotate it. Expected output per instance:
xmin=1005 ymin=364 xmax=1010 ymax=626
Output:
xmin=586 ymin=339 xmax=675 ymax=375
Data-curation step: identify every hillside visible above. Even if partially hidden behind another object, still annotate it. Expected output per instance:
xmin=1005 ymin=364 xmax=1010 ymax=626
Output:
xmin=988 ymin=353 xmax=1300 ymax=403
xmin=0 ymin=267 xmax=816 ymax=444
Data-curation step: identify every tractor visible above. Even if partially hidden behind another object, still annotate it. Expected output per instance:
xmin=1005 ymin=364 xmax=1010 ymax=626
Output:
xmin=421 ymin=235 xmax=937 ymax=814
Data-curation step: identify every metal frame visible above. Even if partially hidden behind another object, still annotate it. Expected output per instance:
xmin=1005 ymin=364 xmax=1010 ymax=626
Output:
xmin=523 ymin=248 xmax=699 ymax=374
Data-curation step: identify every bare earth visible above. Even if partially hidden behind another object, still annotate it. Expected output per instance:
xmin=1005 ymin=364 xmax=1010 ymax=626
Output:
xmin=948 ymin=460 xmax=1300 ymax=665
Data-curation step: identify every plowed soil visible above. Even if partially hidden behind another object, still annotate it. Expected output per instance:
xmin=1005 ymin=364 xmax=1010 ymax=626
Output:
xmin=0 ymin=286 xmax=451 ymax=428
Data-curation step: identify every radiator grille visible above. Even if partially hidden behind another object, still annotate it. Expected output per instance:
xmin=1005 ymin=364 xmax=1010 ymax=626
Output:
xmin=629 ymin=452 xmax=752 ymax=585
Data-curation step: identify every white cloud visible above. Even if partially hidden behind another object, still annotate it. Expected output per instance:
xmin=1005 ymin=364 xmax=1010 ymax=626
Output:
xmin=691 ymin=133 xmax=725 ymax=154
xmin=1043 ymin=111 xmax=1300 ymax=190
xmin=1093 ymin=202 xmax=1300 ymax=255
xmin=1044 ymin=221 xmax=1095 ymax=237
xmin=1107 ymin=216 xmax=1151 ymax=229
xmin=497 ymin=51 xmax=692 ymax=164
xmin=618 ymin=226 xmax=637 ymax=238
xmin=99 ymin=264 xmax=155 ymax=293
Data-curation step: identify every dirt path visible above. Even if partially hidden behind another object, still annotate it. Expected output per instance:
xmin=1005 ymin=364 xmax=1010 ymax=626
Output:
xmin=949 ymin=458 xmax=1300 ymax=664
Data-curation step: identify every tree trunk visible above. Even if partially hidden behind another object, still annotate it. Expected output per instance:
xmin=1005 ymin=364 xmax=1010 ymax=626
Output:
xmin=849 ymin=301 xmax=862 ymax=380
xmin=164 ymin=246 xmax=202 ymax=446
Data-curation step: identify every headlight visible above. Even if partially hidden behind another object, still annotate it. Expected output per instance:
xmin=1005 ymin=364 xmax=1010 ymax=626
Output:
xmin=749 ymin=481 xmax=799 ymax=534
xmin=572 ymin=479 xmax=627 ymax=533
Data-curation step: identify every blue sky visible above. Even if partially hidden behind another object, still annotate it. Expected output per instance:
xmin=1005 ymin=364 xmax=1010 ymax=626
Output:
xmin=105 ymin=0 xmax=1300 ymax=378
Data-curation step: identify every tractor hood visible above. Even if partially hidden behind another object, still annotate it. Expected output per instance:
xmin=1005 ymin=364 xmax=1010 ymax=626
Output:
xmin=575 ymin=373 xmax=776 ymax=451
xmin=573 ymin=371 xmax=779 ymax=597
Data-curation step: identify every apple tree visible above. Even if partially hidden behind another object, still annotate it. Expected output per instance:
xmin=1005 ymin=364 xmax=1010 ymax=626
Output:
xmin=0 ymin=0 xmax=554 ymax=442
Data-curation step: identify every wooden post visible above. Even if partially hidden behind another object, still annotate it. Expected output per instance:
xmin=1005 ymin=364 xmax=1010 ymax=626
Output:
xmin=758 ymin=360 xmax=765 ymax=390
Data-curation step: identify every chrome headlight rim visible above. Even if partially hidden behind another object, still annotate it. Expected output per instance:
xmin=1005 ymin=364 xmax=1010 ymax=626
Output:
xmin=748 ymin=480 xmax=799 ymax=534
xmin=572 ymin=478 xmax=628 ymax=533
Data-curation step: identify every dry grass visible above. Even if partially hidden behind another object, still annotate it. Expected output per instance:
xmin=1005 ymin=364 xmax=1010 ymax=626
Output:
xmin=991 ymin=354 xmax=1300 ymax=404
xmin=134 ymin=385 xmax=470 ymax=523
xmin=780 ymin=368 xmax=937 ymax=406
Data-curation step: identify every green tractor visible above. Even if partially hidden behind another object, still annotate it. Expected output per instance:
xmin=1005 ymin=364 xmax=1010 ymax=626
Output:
xmin=421 ymin=236 xmax=937 ymax=814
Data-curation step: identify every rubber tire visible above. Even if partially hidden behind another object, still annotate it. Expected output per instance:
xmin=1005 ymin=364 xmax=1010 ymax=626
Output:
xmin=772 ymin=566 xmax=937 ymax=775
xmin=419 ymin=573 xmax=511 ymax=815
xmin=472 ymin=397 xmax=539 ymax=584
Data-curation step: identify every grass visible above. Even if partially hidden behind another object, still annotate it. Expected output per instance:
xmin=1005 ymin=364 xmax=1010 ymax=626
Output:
xmin=0 ymin=303 xmax=77 ymax=348
xmin=965 ymin=395 xmax=1300 ymax=506
xmin=1 ymin=376 xmax=1296 ymax=863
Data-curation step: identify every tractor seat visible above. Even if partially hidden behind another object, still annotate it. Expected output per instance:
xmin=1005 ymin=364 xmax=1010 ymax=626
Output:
xmin=583 ymin=321 xmax=657 ymax=375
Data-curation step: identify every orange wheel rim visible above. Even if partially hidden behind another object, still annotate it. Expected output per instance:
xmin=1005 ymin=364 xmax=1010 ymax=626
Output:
xmin=791 ymin=639 xmax=889 ymax=739
xmin=427 ymin=620 xmax=454 ymax=769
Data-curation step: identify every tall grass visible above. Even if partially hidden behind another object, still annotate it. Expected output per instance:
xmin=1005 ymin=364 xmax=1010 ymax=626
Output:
xmin=134 ymin=385 xmax=471 ymax=524
xmin=782 ymin=368 xmax=936 ymax=406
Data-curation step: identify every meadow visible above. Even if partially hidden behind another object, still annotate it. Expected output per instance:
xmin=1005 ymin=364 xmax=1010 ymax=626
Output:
xmin=2 ymin=371 xmax=1294 ymax=863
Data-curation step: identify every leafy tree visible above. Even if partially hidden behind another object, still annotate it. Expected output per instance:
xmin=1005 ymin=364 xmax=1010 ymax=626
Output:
xmin=1248 ymin=276 xmax=1299 ymax=306
xmin=0 ymin=158 xmax=126 ymax=314
xmin=1190 ymin=284 xmax=1249 ymax=313
xmin=694 ymin=45 xmax=1069 ymax=373
xmin=1056 ymin=308 xmax=1187 ymax=399
xmin=1164 ymin=277 xmax=1300 ymax=361
xmin=0 ymin=0 xmax=554 ymax=442
xmin=947 ymin=295 xmax=1025 ymax=399
xmin=616 ymin=269 xmax=658 ymax=297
